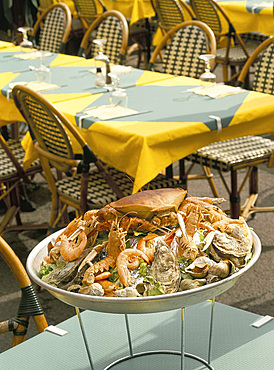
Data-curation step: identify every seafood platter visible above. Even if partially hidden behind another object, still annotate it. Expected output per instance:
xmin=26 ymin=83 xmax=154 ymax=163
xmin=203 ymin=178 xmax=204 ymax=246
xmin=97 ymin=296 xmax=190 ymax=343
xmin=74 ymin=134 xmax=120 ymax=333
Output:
xmin=27 ymin=188 xmax=261 ymax=314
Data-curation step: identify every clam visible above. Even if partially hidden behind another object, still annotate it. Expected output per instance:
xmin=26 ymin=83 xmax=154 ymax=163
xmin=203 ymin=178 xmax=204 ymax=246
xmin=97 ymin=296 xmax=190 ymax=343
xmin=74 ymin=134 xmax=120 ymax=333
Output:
xmin=185 ymin=256 xmax=235 ymax=278
xmin=180 ymin=279 xmax=206 ymax=291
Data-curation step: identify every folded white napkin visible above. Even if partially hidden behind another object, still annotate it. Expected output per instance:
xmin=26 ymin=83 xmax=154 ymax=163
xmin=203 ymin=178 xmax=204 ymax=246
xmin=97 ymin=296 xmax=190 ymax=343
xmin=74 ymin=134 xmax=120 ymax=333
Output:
xmin=9 ymin=80 xmax=60 ymax=92
xmin=13 ymin=51 xmax=51 ymax=60
xmin=88 ymin=65 xmax=134 ymax=75
xmin=188 ymin=84 xmax=245 ymax=99
xmin=78 ymin=105 xmax=140 ymax=128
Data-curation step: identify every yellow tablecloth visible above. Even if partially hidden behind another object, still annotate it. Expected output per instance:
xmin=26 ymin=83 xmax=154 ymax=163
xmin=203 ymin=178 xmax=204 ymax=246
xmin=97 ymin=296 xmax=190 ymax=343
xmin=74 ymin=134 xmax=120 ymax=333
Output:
xmin=216 ymin=0 xmax=274 ymax=35
xmin=103 ymin=0 xmax=155 ymax=25
xmin=22 ymin=76 xmax=274 ymax=193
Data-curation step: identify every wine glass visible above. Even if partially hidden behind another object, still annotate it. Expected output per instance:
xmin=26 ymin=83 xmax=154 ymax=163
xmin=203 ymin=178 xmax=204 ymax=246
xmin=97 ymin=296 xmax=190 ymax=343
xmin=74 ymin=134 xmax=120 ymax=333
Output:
xmin=108 ymin=72 xmax=128 ymax=108
xmin=18 ymin=27 xmax=33 ymax=52
xmin=93 ymin=39 xmax=113 ymax=90
xmin=199 ymin=54 xmax=216 ymax=85
xmin=30 ymin=50 xmax=51 ymax=83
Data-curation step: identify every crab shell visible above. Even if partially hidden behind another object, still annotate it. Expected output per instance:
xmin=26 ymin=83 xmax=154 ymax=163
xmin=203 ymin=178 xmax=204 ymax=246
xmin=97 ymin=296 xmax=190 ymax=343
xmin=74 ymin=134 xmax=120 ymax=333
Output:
xmin=109 ymin=188 xmax=187 ymax=220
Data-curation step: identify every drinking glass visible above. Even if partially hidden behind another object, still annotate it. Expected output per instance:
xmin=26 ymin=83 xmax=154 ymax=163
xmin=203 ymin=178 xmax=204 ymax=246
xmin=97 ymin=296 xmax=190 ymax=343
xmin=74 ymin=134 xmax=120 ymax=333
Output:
xmin=109 ymin=72 xmax=128 ymax=108
xmin=31 ymin=50 xmax=51 ymax=83
xmin=18 ymin=27 xmax=33 ymax=52
xmin=199 ymin=54 xmax=216 ymax=85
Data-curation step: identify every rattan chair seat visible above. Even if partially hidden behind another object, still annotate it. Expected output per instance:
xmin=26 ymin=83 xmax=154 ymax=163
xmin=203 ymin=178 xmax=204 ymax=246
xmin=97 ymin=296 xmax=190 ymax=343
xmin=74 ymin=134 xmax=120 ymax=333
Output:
xmin=57 ymin=167 xmax=182 ymax=208
xmin=0 ymin=140 xmax=40 ymax=180
xmin=186 ymin=136 xmax=274 ymax=172
xmin=216 ymin=42 xmax=260 ymax=63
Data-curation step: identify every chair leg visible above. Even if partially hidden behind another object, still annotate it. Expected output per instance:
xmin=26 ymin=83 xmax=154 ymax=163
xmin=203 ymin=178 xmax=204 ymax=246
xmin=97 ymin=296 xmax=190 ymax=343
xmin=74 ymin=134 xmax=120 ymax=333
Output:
xmin=222 ymin=65 xmax=229 ymax=82
xmin=230 ymin=168 xmax=240 ymax=219
xmin=166 ymin=164 xmax=174 ymax=179
xmin=241 ymin=166 xmax=258 ymax=219
xmin=179 ymin=158 xmax=188 ymax=191
xmin=201 ymin=166 xmax=220 ymax=198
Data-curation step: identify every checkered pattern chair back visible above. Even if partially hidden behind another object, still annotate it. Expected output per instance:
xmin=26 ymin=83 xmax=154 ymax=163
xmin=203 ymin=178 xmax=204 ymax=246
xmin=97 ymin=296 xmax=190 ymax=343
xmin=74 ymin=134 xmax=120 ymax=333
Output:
xmin=190 ymin=0 xmax=222 ymax=38
xmin=78 ymin=11 xmax=129 ymax=65
xmin=39 ymin=0 xmax=55 ymax=9
xmin=92 ymin=17 xmax=123 ymax=64
xmin=163 ymin=25 xmax=208 ymax=78
xmin=74 ymin=0 xmax=97 ymax=18
xmin=153 ymin=0 xmax=185 ymax=30
xmin=13 ymin=88 xmax=75 ymax=173
xmin=32 ymin=3 xmax=72 ymax=54
xmin=39 ymin=7 xmax=68 ymax=53
xmin=73 ymin=0 xmax=104 ymax=29
xmin=253 ymin=43 xmax=274 ymax=94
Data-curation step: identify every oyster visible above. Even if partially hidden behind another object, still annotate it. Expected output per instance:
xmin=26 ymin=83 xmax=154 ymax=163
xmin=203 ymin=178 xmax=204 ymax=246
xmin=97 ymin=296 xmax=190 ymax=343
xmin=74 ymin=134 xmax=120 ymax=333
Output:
xmin=148 ymin=239 xmax=181 ymax=294
xmin=42 ymin=248 xmax=92 ymax=288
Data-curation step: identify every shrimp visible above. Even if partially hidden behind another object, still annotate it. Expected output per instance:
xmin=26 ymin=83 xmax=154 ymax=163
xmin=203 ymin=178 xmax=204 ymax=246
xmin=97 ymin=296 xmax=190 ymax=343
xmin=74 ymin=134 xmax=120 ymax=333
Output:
xmin=137 ymin=233 xmax=158 ymax=263
xmin=93 ymin=218 xmax=127 ymax=274
xmin=116 ymin=248 xmax=150 ymax=287
xmin=60 ymin=227 xmax=87 ymax=262
xmin=94 ymin=271 xmax=111 ymax=281
xmin=97 ymin=280 xmax=120 ymax=297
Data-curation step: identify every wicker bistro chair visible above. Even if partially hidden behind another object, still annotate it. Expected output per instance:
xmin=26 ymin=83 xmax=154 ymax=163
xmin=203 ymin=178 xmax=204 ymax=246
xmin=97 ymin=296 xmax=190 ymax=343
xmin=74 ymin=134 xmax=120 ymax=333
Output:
xmin=148 ymin=20 xmax=216 ymax=78
xmin=73 ymin=0 xmax=106 ymax=31
xmin=0 ymin=236 xmax=48 ymax=347
xmin=30 ymin=3 xmax=72 ymax=54
xmin=0 ymin=134 xmax=48 ymax=236
xmin=12 ymin=85 xmax=183 ymax=232
xmin=182 ymin=37 xmax=274 ymax=219
xmin=147 ymin=21 xmax=218 ymax=195
xmin=77 ymin=10 xmax=129 ymax=65
xmin=189 ymin=0 xmax=260 ymax=84
xmin=152 ymin=0 xmax=195 ymax=35
xmin=37 ymin=0 xmax=55 ymax=14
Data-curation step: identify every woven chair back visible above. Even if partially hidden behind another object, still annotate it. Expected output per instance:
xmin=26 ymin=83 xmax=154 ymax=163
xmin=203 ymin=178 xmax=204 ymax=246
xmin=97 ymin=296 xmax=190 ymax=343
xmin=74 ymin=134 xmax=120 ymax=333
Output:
xmin=39 ymin=0 xmax=55 ymax=10
xmin=33 ymin=3 xmax=72 ymax=53
xmin=253 ymin=43 xmax=274 ymax=94
xmin=73 ymin=0 xmax=98 ymax=24
xmin=163 ymin=24 xmax=210 ymax=78
xmin=190 ymin=0 xmax=222 ymax=38
xmin=13 ymin=87 xmax=75 ymax=173
xmin=79 ymin=10 xmax=128 ymax=65
xmin=153 ymin=0 xmax=184 ymax=30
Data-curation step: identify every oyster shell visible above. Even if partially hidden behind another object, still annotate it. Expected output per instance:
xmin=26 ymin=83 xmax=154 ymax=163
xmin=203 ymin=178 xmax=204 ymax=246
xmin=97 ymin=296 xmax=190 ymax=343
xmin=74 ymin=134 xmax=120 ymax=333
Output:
xmin=43 ymin=248 xmax=92 ymax=288
xmin=212 ymin=224 xmax=252 ymax=258
xmin=148 ymin=239 xmax=181 ymax=294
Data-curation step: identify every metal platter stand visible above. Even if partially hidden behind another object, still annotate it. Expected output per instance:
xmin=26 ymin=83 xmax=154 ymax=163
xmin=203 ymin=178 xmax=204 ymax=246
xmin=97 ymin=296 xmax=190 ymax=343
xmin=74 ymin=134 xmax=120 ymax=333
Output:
xmin=75 ymin=298 xmax=216 ymax=370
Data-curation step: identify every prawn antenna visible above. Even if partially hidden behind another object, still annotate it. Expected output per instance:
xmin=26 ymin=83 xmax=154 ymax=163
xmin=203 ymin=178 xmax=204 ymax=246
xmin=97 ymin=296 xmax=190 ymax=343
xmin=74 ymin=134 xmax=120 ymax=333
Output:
xmin=125 ymin=174 xmax=142 ymax=192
